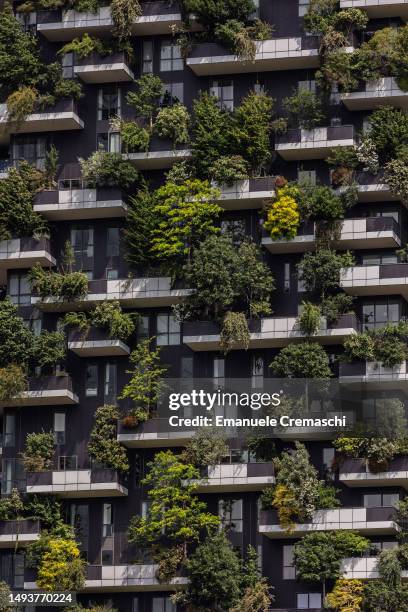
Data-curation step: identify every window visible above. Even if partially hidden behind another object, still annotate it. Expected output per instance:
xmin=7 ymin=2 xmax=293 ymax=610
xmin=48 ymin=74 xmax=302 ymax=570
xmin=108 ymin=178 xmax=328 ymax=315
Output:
xmin=298 ymin=79 xmax=316 ymax=93
xmin=372 ymin=541 xmax=398 ymax=552
xmin=71 ymin=227 xmax=94 ymax=278
xmin=104 ymin=363 xmax=117 ymax=404
xmin=0 ymin=552 xmax=24 ymax=588
xmin=299 ymin=0 xmax=310 ymax=16
xmin=138 ymin=316 xmax=149 ymax=339
xmin=181 ymin=356 xmax=193 ymax=379
xmin=284 ymin=262 xmax=291 ymax=293
xmin=362 ymin=252 xmax=398 ymax=265
xmin=3 ymin=414 xmax=15 ymax=448
xmin=59 ymin=455 xmax=77 ymax=470
xmin=85 ymin=363 xmax=98 ymax=397
xmin=251 ymin=355 xmax=264 ymax=389
xmin=96 ymin=132 xmax=121 ymax=152
xmin=142 ymin=40 xmax=153 ymax=73
xmin=70 ymin=504 xmax=89 ymax=554
xmin=362 ymin=300 xmax=400 ymax=331
xmin=162 ymin=82 xmax=184 ymax=105
xmin=62 ymin=52 xmax=74 ymax=78
xmin=363 ymin=492 xmax=399 ymax=507
xmin=98 ymin=85 xmax=121 ymax=120
xmin=210 ymin=80 xmax=234 ymax=111
xmin=297 ymin=593 xmax=322 ymax=609
xmin=102 ymin=503 xmax=113 ymax=537
xmin=152 ymin=598 xmax=176 ymax=612
xmin=107 ymin=228 xmax=120 ymax=257
xmin=221 ymin=219 xmax=246 ymax=244
xmin=362 ymin=208 xmax=400 ymax=224
xmin=219 ymin=499 xmax=243 ymax=533
xmin=53 ymin=411 xmax=66 ymax=445
xmin=298 ymin=169 xmax=316 ymax=185
xmin=12 ymin=136 xmax=46 ymax=170
xmin=283 ymin=545 xmax=296 ymax=579
xmin=1 ymin=459 xmax=24 ymax=494
xmin=160 ymin=40 xmax=183 ymax=71
xmin=132 ymin=599 xmax=140 ymax=612
xmin=251 ymin=0 xmax=260 ymax=18
xmin=157 ymin=314 xmax=180 ymax=346
xmin=9 ymin=273 xmax=30 ymax=306
xmin=213 ymin=357 xmax=225 ymax=388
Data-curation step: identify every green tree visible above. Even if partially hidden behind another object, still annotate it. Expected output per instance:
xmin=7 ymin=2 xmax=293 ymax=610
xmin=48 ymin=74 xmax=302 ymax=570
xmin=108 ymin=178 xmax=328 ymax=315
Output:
xmin=367 ymin=106 xmax=408 ymax=162
xmin=124 ymin=188 xmax=157 ymax=270
xmin=0 ymin=163 xmax=47 ymax=240
xmin=0 ymin=7 xmax=44 ymax=99
xmin=363 ymin=580 xmax=408 ymax=611
xmin=283 ymin=88 xmax=326 ymax=130
xmin=32 ymin=331 xmax=66 ymax=372
xmin=88 ymin=405 xmax=129 ymax=473
xmin=127 ymin=450 xmax=219 ymax=557
xmin=183 ymin=531 xmax=243 ymax=611
xmin=182 ymin=427 xmax=228 ymax=468
xmin=21 ymin=431 xmax=55 ymax=472
xmin=184 ymin=234 xmax=274 ymax=319
xmin=119 ymin=338 xmax=168 ymax=422
xmin=192 ymin=92 xmax=233 ymax=178
xmin=126 ymin=74 xmax=163 ymax=129
xmin=231 ymin=91 xmax=273 ymax=174
xmin=326 ymin=578 xmax=364 ymax=611
xmin=182 ymin=0 xmax=255 ymax=28
xmin=0 ymin=298 xmax=34 ymax=367
xmin=150 ymin=179 xmax=221 ymax=268
xmin=297 ymin=249 xmax=354 ymax=298
xmin=294 ymin=531 xmax=370 ymax=598
xmin=270 ymin=342 xmax=332 ymax=378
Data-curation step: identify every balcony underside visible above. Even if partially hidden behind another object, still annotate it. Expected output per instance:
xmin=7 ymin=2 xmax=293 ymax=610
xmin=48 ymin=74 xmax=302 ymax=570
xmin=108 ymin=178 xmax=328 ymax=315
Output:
xmin=26 ymin=483 xmax=128 ymax=498
xmin=124 ymin=150 xmax=191 ymax=170
xmin=68 ymin=339 xmax=130 ymax=357
xmin=193 ymin=477 xmax=275 ymax=493
xmin=259 ymin=521 xmax=397 ymax=538
xmin=6 ymin=112 xmax=83 ymax=135
xmin=183 ymin=329 xmax=356 ymax=351
xmin=342 ymin=280 xmax=408 ymax=299
xmin=74 ymin=63 xmax=134 ymax=83
xmin=340 ymin=472 xmax=408 ymax=488
xmin=217 ymin=191 xmax=275 ymax=210
xmin=341 ymin=90 xmax=408 ymax=110
xmin=0 ymin=533 xmax=39 ymax=547
xmin=0 ymin=251 xmax=56 ymax=269
xmin=340 ymin=0 xmax=408 ymax=19
xmin=118 ymin=431 xmax=194 ymax=448
xmin=33 ymin=200 xmax=127 ymax=220
xmin=0 ymin=389 xmax=79 ymax=407
xmin=337 ymin=183 xmax=398 ymax=202
xmin=186 ymin=53 xmax=319 ymax=76
xmin=276 ymin=139 xmax=356 ymax=160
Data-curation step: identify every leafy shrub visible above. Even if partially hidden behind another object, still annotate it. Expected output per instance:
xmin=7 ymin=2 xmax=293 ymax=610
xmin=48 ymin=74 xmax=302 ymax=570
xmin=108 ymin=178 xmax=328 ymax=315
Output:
xmin=91 ymin=300 xmax=136 ymax=341
xmin=0 ymin=364 xmax=27 ymax=401
xmin=182 ymin=0 xmax=256 ymax=28
xmin=320 ymin=293 xmax=354 ymax=324
xmin=32 ymin=331 xmax=66 ymax=372
xmin=343 ymin=333 xmax=375 ymax=362
xmin=297 ymin=249 xmax=355 ymax=298
xmin=182 ymin=428 xmax=228 ymax=468
xmin=264 ymin=185 xmax=300 ymax=240
xmin=155 ymin=103 xmax=190 ymax=146
xmin=22 ymin=431 xmax=55 ymax=472
xmin=88 ymin=405 xmax=129 ymax=473
xmin=28 ymin=264 xmax=88 ymax=302
xmin=270 ymin=342 xmax=332 ymax=378
xmin=220 ymin=311 xmax=250 ymax=353
xmin=283 ymin=88 xmax=326 ymax=130
xmin=120 ymin=121 xmax=150 ymax=152
xmin=126 ymin=73 xmax=163 ymax=128
xmin=367 ymin=106 xmax=408 ymax=162
xmin=111 ymin=0 xmax=141 ymax=41
xmin=209 ymin=155 xmax=249 ymax=186
xmin=79 ymin=149 xmax=139 ymax=188
xmin=53 ymin=78 xmax=83 ymax=101
xmin=0 ymin=298 xmax=34 ymax=368
xmin=297 ymin=301 xmax=322 ymax=336
xmin=32 ymin=531 xmax=86 ymax=591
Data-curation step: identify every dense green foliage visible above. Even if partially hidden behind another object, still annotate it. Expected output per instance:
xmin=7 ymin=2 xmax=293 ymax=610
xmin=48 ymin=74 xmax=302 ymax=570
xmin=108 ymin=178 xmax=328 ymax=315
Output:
xmin=88 ymin=405 xmax=129 ymax=473
xmin=270 ymin=342 xmax=333 ymax=378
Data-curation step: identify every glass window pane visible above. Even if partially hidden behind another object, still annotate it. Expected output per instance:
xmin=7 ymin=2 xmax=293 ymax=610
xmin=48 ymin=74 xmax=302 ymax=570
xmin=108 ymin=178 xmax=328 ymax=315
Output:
xmin=364 ymin=493 xmax=381 ymax=507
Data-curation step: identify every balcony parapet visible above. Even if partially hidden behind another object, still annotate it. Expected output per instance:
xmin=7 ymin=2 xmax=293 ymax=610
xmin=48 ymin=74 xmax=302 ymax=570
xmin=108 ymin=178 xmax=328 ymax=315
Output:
xmin=342 ymin=77 xmax=408 ymax=110
xmin=341 ymin=263 xmax=408 ymax=299
xmin=34 ymin=186 xmax=127 ymax=220
xmin=191 ymin=462 xmax=275 ymax=492
xmin=186 ymin=36 xmax=322 ymax=75
xmin=213 ymin=176 xmax=275 ymax=210
xmin=0 ymin=374 xmax=78 ymax=407
xmin=340 ymin=0 xmax=408 ymax=19
xmin=74 ymin=51 xmax=134 ymax=83
xmin=339 ymin=456 xmax=408 ymax=488
xmin=0 ymin=519 xmax=40 ymax=547
xmin=276 ymin=125 xmax=356 ymax=160
xmin=0 ymin=237 xmax=55 ymax=269
xmin=123 ymin=136 xmax=191 ymax=170
xmin=26 ymin=468 xmax=127 ymax=497
xmin=259 ymin=506 xmax=398 ymax=538
xmin=118 ymin=417 xmax=195 ymax=448
xmin=68 ymin=326 xmax=130 ymax=357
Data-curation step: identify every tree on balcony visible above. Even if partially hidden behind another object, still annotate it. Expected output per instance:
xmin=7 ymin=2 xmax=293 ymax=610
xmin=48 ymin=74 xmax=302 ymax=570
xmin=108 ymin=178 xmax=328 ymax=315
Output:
xmin=182 ymin=427 xmax=228 ymax=468
xmin=21 ymin=431 xmax=55 ymax=472
xmin=270 ymin=342 xmax=332 ymax=379
xmin=263 ymin=184 xmax=301 ymax=241
xmin=283 ymin=88 xmax=326 ymax=130
xmin=127 ymin=450 xmax=219 ymax=577
xmin=79 ymin=148 xmax=139 ymax=188
xmin=293 ymin=530 xmax=370 ymax=599
xmin=0 ymin=364 xmax=27 ymax=402
xmin=88 ymin=405 xmax=129 ymax=474
xmin=325 ymin=578 xmax=364 ymax=611
xmin=64 ymin=300 xmax=137 ymax=343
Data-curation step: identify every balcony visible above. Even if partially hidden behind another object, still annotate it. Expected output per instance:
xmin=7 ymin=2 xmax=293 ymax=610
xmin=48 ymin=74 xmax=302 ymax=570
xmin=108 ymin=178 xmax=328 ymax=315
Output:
xmin=214 ymin=177 xmax=275 ymax=210
xmin=68 ymin=327 xmax=130 ymax=357
xmin=0 ymin=519 xmax=40 ymax=548
xmin=259 ymin=506 xmax=397 ymax=538
xmin=0 ymin=375 xmax=78 ymax=407
xmin=83 ymin=564 xmax=187 ymax=592
xmin=26 ymin=468 xmax=127 ymax=498
xmin=0 ymin=237 xmax=55 ymax=269
xmin=186 ymin=36 xmax=321 ymax=76
xmin=0 ymin=99 xmax=83 ymax=144
xmin=276 ymin=125 xmax=356 ymax=160
xmin=33 ymin=277 xmax=191 ymax=312
xmin=192 ymin=462 xmax=275 ymax=493
xmin=341 ymin=77 xmax=408 ymax=110
xmin=341 ymin=556 xmax=408 ymax=580
xmin=123 ymin=137 xmax=191 ymax=170
xmin=33 ymin=186 xmax=127 ymax=220
xmin=183 ymin=314 xmax=358 ymax=351
xmin=340 ymin=263 xmax=408 ymax=299
xmin=117 ymin=418 xmax=194 ymax=448
xmin=339 ymin=0 xmax=408 ymax=19
xmin=262 ymin=217 xmax=401 ymax=253
xmin=74 ymin=51 xmax=134 ymax=83
xmin=335 ymin=170 xmax=397 ymax=202
xmin=339 ymin=361 xmax=408 ymax=389
xmin=339 ymin=456 xmax=408 ymax=488
xmin=36 ymin=1 xmax=186 ymax=41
